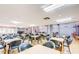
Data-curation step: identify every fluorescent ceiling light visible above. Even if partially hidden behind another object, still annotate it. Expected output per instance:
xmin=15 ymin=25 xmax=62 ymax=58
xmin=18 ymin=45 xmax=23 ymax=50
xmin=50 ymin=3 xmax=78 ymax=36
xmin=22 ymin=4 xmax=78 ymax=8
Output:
xmin=42 ymin=4 xmax=65 ymax=12
xmin=56 ymin=17 xmax=72 ymax=23
xmin=41 ymin=4 xmax=51 ymax=8
xmin=11 ymin=21 xmax=22 ymax=24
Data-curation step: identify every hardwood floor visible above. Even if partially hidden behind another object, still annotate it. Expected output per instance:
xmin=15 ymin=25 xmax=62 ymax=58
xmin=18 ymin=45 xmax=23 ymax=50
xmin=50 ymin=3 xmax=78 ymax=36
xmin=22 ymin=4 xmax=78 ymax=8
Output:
xmin=70 ymin=38 xmax=79 ymax=54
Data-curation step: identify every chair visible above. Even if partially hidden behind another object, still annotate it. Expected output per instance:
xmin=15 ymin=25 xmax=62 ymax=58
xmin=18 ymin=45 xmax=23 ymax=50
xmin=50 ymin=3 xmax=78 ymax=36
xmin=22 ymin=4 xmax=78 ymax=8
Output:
xmin=8 ymin=40 xmax=21 ymax=54
xmin=64 ymin=36 xmax=72 ymax=54
xmin=40 ymin=34 xmax=46 ymax=40
xmin=29 ymin=36 xmax=34 ymax=43
xmin=46 ymin=34 xmax=50 ymax=41
xmin=25 ymin=34 xmax=29 ymax=40
xmin=0 ymin=45 xmax=5 ymax=54
xmin=43 ymin=41 xmax=55 ymax=48
xmin=36 ymin=36 xmax=40 ymax=43
xmin=19 ymin=43 xmax=32 ymax=51
xmin=51 ymin=40 xmax=61 ymax=48
xmin=0 ymin=38 xmax=6 ymax=54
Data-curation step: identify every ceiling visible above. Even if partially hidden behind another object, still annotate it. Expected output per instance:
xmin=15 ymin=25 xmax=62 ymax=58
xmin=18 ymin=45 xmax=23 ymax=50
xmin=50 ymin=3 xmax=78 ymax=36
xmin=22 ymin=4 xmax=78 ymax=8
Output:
xmin=0 ymin=4 xmax=79 ymax=27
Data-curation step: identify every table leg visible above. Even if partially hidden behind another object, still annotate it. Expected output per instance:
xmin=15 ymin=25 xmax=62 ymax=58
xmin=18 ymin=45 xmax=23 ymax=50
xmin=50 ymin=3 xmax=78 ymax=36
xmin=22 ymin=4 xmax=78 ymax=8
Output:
xmin=34 ymin=37 xmax=37 ymax=44
xmin=4 ymin=47 xmax=6 ymax=54
xmin=5 ymin=44 xmax=10 ymax=54
xmin=61 ymin=42 xmax=64 ymax=54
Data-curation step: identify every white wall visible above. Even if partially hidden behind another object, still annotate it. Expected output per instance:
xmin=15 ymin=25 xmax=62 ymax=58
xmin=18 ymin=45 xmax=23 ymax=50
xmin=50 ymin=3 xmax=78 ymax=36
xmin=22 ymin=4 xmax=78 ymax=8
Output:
xmin=39 ymin=25 xmax=47 ymax=33
xmin=59 ymin=23 xmax=76 ymax=36
xmin=0 ymin=27 xmax=17 ymax=34
xmin=52 ymin=25 xmax=59 ymax=33
xmin=51 ymin=23 xmax=76 ymax=37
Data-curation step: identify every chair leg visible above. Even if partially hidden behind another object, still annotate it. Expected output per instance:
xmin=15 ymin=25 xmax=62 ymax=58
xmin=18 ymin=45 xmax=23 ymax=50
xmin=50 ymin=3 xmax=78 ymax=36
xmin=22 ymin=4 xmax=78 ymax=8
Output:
xmin=66 ymin=40 xmax=71 ymax=54
xmin=4 ymin=47 xmax=6 ymax=54
xmin=18 ymin=47 xmax=20 ymax=52
xmin=36 ymin=39 xmax=39 ymax=44
xmin=68 ymin=45 xmax=71 ymax=54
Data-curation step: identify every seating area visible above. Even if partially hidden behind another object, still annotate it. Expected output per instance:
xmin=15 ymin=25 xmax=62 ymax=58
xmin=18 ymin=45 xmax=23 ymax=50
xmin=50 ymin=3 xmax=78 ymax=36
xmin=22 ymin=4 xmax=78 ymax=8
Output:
xmin=0 ymin=4 xmax=79 ymax=54
xmin=0 ymin=31 xmax=77 ymax=54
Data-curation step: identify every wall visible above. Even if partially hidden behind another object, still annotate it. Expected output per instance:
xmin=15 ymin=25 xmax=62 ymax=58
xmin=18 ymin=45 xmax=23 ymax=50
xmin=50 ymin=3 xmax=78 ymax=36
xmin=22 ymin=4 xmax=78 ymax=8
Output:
xmin=52 ymin=22 xmax=79 ymax=37
xmin=52 ymin=24 xmax=59 ymax=33
xmin=59 ymin=23 xmax=76 ymax=36
xmin=39 ymin=25 xmax=47 ymax=33
xmin=0 ymin=27 xmax=17 ymax=34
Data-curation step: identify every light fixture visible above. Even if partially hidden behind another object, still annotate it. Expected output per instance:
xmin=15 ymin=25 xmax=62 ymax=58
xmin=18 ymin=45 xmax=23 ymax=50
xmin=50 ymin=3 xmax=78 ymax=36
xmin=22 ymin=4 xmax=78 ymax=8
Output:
xmin=41 ymin=4 xmax=51 ymax=9
xmin=43 ymin=17 xmax=50 ymax=20
xmin=56 ymin=17 xmax=72 ymax=23
xmin=11 ymin=21 xmax=22 ymax=24
xmin=42 ymin=4 xmax=65 ymax=12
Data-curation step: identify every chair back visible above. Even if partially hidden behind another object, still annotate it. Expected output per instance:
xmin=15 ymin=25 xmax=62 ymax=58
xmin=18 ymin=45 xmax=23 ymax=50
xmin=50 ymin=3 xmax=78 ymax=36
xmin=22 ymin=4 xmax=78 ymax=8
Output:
xmin=9 ymin=40 xmax=21 ymax=48
xmin=50 ymin=40 xmax=61 ymax=48
xmin=43 ymin=41 xmax=55 ymax=48
xmin=66 ymin=36 xmax=72 ymax=45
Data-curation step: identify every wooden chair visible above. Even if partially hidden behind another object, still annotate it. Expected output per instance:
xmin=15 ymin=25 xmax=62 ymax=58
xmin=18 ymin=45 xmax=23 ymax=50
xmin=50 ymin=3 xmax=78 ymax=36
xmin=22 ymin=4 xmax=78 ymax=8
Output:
xmin=8 ymin=40 xmax=21 ymax=54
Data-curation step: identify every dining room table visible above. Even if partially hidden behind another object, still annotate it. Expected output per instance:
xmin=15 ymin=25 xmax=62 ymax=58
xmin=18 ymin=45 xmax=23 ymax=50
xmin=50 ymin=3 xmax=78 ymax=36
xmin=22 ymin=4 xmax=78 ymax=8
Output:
xmin=19 ymin=44 xmax=60 ymax=54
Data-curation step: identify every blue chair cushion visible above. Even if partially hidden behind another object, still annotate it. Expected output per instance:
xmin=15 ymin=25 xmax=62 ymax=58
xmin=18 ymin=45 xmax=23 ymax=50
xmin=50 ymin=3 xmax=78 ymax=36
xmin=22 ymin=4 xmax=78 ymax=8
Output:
xmin=11 ymin=46 xmax=19 ymax=49
xmin=43 ymin=41 xmax=55 ymax=48
xmin=19 ymin=43 xmax=32 ymax=51
xmin=0 ymin=45 xmax=4 ymax=49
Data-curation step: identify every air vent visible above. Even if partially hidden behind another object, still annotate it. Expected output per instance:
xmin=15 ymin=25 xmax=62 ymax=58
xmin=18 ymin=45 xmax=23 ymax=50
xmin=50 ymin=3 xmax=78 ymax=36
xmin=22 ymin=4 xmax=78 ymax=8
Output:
xmin=43 ymin=17 xmax=50 ymax=20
